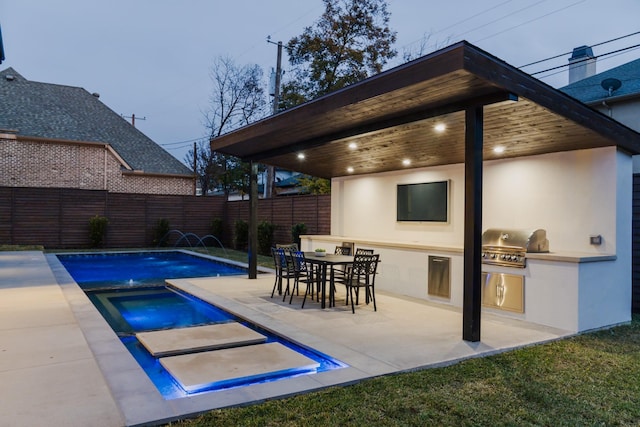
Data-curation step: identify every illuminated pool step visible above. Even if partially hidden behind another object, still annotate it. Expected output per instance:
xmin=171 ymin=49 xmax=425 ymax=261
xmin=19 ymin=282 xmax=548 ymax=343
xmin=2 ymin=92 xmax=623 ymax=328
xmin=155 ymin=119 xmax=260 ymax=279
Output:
xmin=137 ymin=323 xmax=321 ymax=393
xmin=136 ymin=322 xmax=267 ymax=357
xmin=160 ymin=342 xmax=320 ymax=393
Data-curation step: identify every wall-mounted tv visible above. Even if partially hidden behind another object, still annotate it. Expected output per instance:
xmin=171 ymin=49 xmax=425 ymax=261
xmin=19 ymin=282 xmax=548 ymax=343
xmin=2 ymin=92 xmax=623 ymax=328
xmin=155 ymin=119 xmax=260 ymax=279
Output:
xmin=397 ymin=180 xmax=449 ymax=222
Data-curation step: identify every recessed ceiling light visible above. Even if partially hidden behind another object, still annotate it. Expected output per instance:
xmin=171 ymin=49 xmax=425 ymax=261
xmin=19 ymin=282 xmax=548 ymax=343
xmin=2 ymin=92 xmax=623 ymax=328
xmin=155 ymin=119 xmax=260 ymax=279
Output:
xmin=402 ymin=159 xmax=411 ymax=166
xmin=297 ymin=153 xmax=305 ymax=160
xmin=493 ymin=146 xmax=505 ymax=154
xmin=347 ymin=166 xmax=354 ymax=173
xmin=434 ymin=123 xmax=446 ymax=133
xmin=348 ymin=142 xmax=357 ymax=150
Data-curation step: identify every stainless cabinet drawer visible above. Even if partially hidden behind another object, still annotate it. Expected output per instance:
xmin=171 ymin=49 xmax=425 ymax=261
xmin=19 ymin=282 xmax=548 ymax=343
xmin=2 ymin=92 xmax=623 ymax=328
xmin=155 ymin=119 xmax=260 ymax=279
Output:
xmin=481 ymin=272 xmax=524 ymax=313
xmin=428 ymin=256 xmax=450 ymax=299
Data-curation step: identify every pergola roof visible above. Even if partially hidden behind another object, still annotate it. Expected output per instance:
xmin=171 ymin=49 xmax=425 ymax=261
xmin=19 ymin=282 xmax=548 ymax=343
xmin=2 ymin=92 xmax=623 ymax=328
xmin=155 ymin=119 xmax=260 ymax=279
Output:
xmin=211 ymin=41 xmax=640 ymax=179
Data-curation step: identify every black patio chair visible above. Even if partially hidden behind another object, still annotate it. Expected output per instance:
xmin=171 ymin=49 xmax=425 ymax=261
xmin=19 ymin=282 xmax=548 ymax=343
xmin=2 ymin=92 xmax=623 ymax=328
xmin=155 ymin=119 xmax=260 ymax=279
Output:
xmin=334 ymin=246 xmax=352 ymax=255
xmin=276 ymin=243 xmax=299 ymax=252
xmin=275 ymin=248 xmax=298 ymax=302
xmin=355 ymin=248 xmax=374 ymax=255
xmin=331 ymin=245 xmax=353 ymax=296
xmin=341 ymin=253 xmax=380 ymax=313
xmin=285 ymin=251 xmax=316 ymax=307
xmin=270 ymin=247 xmax=287 ymax=298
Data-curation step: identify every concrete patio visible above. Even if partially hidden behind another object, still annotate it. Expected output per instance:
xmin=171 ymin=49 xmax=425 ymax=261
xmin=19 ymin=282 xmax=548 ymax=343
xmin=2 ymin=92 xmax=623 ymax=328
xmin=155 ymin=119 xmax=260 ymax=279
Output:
xmin=0 ymin=251 xmax=572 ymax=426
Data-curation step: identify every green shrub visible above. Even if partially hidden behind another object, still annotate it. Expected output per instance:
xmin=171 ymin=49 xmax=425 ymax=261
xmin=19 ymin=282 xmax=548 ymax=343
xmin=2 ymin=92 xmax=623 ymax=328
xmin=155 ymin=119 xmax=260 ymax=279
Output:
xmin=257 ymin=220 xmax=276 ymax=256
xmin=210 ymin=218 xmax=223 ymax=239
xmin=152 ymin=218 xmax=171 ymax=246
xmin=234 ymin=219 xmax=248 ymax=250
xmin=88 ymin=215 xmax=109 ymax=248
xmin=291 ymin=223 xmax=307 ymax=248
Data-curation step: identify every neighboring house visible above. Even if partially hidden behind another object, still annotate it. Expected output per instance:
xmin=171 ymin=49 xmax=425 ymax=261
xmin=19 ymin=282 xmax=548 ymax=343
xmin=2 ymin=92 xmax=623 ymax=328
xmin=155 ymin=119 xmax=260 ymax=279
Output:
xmin=0 ymin=68 xmax=194 ymax=195
xmin=560 ymin=49 xmax=640 ymax=169
xmin=274 ymin=174 xmax=302 ymax=196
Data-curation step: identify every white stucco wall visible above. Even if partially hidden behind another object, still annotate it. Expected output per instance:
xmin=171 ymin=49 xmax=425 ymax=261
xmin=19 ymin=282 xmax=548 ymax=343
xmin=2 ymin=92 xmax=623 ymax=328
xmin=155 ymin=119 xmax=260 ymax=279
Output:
xmin=331 ymin=164 xmax=464 ymax=246
xmin=324 ymin=146 xmax=632 ymax=332
xmin=332 ymin=147 xmax=619 ymax=254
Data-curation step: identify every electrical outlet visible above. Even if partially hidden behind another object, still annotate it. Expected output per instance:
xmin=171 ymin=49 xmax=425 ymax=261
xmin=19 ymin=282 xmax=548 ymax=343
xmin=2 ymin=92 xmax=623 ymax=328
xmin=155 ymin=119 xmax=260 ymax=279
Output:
xmin=590 ymin=235 xmax=602 ymax=245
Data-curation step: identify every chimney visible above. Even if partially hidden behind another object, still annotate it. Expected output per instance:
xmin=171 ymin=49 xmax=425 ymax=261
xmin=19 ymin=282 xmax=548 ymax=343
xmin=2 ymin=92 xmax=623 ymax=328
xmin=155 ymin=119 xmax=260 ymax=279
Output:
xmin=568 ymin=45 xmax=596 ymax=84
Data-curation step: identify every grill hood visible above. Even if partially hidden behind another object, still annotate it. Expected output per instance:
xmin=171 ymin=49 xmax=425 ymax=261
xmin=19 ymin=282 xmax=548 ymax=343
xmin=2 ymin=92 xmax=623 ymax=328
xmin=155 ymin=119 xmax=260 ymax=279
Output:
xmin=481 ymin=228 xmax=549 ymax=253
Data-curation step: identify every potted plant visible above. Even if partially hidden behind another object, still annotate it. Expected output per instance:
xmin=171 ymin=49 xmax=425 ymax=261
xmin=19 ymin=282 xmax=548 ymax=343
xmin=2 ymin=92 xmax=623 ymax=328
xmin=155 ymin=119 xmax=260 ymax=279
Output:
xmin=314 ymin=248 xmax=326 ymax=257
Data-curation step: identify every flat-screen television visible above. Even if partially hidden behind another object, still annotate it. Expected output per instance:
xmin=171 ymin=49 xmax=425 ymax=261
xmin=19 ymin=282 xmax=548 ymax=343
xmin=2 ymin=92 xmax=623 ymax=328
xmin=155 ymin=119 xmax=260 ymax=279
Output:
xmin=397 ymin=180 xmax=448 ymax=222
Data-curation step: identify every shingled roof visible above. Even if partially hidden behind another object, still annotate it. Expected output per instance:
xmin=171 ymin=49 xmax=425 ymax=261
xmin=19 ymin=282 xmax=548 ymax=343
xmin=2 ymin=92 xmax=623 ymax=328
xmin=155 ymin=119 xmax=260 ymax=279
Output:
xmin=0 ymin=67 xmax=192 ymax=176
xmin=560 ymin=58 xmax=640 ymax=104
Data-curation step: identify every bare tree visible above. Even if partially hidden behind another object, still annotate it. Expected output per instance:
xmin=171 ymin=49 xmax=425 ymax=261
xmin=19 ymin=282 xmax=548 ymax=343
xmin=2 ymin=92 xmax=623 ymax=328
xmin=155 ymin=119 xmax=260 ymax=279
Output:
xmin=187 ymin=56 xmax=267 ymax=197
xmin=206 ymin=56 xmax=267 ymax=138
xmin=401 ymin=33 xmax=452 ymax=63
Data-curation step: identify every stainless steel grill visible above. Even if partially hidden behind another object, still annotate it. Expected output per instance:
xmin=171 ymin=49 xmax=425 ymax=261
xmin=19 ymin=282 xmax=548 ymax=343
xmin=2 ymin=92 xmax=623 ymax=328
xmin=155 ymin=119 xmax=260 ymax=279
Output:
xmin=481 ymin=228 xmax=549 ymax=268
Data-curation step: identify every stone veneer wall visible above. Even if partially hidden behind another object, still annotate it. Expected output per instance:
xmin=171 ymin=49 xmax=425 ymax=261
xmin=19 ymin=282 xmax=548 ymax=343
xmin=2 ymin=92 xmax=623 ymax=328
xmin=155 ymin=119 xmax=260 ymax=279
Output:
xmin=0 ymin=136 xmax=193 ymax=195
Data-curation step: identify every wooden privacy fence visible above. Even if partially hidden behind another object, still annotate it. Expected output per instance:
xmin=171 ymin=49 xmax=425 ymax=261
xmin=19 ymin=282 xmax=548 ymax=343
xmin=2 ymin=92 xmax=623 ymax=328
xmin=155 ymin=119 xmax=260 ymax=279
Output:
xmin=226 ymin=195 xmax=331 ymax=246
xmin=0 ymin=187 xmax=330 ymax=250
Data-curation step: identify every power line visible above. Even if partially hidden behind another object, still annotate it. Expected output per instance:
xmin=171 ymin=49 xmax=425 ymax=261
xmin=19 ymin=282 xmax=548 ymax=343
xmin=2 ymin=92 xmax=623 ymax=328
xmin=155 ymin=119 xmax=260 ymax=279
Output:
xmin=160 ymin=136 xmax=207 ymax=147
xmin=434 ymin=0 xmax=514 ymax=35
xmin=392 ymin=0 xmax=582 ymax=69
xmin=530 ymin=43 xmax=640 ymax=76
xmin=536 ymin=45 xmax=640 ymax=81
xmin=520 ymin=30 xmax=640 ymax=68
xmin=400 ymin=0 xmax=514 ymax=50
xmin=474 ymin=0 xmax=586 ymax=44
xmin=452 ymin=0 xmax=549 ymax=40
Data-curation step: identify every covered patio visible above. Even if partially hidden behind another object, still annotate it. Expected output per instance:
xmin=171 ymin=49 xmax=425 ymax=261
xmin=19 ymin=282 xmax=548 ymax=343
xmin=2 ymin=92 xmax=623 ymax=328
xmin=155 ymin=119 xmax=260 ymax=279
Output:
xmin=211 ymin=41 xmax=640 ymax=342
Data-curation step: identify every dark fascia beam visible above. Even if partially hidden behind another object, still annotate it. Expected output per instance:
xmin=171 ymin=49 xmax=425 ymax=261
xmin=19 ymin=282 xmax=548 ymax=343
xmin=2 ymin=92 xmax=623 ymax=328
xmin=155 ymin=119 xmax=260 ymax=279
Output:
xmin=242 ymin=92 xmax=518 ymax=163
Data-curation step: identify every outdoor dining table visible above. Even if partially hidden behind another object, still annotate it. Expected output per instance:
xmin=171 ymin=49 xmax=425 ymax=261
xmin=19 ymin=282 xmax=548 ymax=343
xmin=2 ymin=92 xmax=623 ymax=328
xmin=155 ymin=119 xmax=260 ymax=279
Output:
xmin=304 ymin=252 xmax=354 ymax=308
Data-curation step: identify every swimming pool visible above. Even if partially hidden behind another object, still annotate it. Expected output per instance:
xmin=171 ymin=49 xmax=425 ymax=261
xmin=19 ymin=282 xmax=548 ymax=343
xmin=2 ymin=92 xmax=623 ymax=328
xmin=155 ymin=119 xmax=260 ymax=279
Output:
xmin=56 ymin=251 xmax=346 ymax=399
xmin=57 ymin=251 xmax=247 ymax=290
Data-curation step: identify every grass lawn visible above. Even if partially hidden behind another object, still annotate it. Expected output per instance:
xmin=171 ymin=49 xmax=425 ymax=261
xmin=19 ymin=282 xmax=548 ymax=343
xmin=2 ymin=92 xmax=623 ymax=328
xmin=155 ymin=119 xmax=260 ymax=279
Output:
xmin=169 ymin=315 xmax=640 ymax=427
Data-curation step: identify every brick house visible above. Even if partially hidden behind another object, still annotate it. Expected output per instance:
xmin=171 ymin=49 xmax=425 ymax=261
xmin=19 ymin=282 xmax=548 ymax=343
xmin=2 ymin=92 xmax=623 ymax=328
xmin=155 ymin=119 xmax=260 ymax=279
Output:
xmin=0 ymin=68 xmax=194 ymax=195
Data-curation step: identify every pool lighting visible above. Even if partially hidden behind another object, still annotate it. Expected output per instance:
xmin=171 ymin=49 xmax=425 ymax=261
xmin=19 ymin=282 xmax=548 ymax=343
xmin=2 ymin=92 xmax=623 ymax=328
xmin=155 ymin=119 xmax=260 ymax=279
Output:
xmin=347 ymin=166 xmax=354 ymax=173
xmin=348 ymin=142 xmax=358 ymax=150
xmin=493 ymin=146 xmax=505 ymax=154
xmin=434 ymin=123 xmax=446 ymax=133
xmin=297 ymin=153 xmax=305 ymax=160
xmin=402 ymin=158 xmax=411 ymax=166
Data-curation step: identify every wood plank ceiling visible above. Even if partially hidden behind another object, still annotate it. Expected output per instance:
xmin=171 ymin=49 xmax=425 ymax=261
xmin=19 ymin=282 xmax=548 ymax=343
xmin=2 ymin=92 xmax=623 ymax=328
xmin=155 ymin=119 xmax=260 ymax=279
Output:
xmin=211 ymin=42 xmax=640 ymax=179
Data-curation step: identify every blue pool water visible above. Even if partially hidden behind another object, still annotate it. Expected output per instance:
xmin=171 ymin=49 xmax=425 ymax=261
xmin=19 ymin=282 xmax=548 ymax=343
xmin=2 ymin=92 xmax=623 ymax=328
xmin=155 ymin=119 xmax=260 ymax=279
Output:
xmin=56 ymin=251 xmax=346 ymax=399
xmin=87 ymin=286 xmax=233 ymax=334
xmin=57 ymin=251 xmax=246 ymax=289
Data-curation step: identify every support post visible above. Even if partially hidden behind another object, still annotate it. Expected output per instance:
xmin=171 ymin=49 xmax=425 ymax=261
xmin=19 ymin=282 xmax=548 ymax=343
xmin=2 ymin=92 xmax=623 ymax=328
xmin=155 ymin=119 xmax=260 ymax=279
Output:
xmin=248 ymin=161 xmax=258 ymax=279
xmin=462 ymin=106 xmax=483 ymax=342
xmin=265 ymin=40 xmax=283 ymax=198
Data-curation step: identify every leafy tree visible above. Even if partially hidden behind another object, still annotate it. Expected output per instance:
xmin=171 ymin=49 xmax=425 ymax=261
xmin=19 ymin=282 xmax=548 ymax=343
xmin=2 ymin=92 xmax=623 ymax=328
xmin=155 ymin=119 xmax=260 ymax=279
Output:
xmin=297 ymin=175 xmax=331 ymax=195
xmin=186 ymin=56 xmax=267 ymax=197
xmin=257 ymin=220 xmax=277 ymax=255
xmin=88 ymin=215 xmax=109 ymax=248
xmin=234 ymin=219 xmax=249 ymax=250
xmin=280 ymin=0 xmax=397 ymax=108
xmin=291 ymin=223 xmax=307 ymax=248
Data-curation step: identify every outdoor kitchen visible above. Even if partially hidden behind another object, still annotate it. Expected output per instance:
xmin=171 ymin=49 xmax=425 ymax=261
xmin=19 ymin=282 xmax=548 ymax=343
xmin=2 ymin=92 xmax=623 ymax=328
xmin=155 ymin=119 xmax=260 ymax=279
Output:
xmin=302 ymin=146 xmax=631 ymax=333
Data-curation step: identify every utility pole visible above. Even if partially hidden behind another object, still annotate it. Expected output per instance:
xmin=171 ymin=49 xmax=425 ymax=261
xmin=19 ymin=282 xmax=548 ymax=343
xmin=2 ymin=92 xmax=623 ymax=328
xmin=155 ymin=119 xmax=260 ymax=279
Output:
xmin=193 ymin=142 xmax=198 ymax=196
xmin=121 ymin=113 xmax=146 ymax=127
xmin=265 ymin=38 xmax=283 ymax=198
